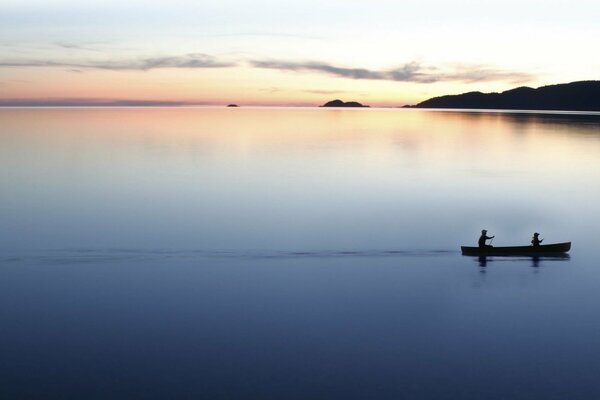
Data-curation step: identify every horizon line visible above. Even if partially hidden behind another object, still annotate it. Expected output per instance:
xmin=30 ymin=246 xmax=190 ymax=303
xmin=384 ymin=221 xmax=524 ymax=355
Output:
xmin=1 ymin=106 xmax=599 ymax=116
xmin=0 ymin=99 xmax=399 ymax=108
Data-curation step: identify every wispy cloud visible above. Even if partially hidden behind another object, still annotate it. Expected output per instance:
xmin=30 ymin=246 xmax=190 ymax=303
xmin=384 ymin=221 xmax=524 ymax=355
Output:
xmin=0 ymin=50 xmax=533 ymax=84
xmin=251 ymin=60 xmax=533 ymax=83
xmin=55 ymin=41 xmax=98 ymax=51
xmin=54 ymin=41 xmax=141 ymax=53
xmin=0 ymin=98 xmax=207 ymax=107
xmin=0 ymin=53 xmax=236 ymax=71
xmin=0 ymin=79 xmax=32 ymax=85
xmin=304 ymin=89 xmax=346 ymax=95
xmin=209 ymin=32 xmax=324 ymax=40
xmin=437 ymin=64 xmax=534 ymax=83
xmin=259 ymin=87 xmax=282 ymax=93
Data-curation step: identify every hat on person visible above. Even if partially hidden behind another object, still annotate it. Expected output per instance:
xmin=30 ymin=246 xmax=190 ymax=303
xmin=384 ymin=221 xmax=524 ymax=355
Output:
xmin=482 ymin=229 xmax=487 ymax=234
xmin=534 ymin=232 xmax=539 ymax=236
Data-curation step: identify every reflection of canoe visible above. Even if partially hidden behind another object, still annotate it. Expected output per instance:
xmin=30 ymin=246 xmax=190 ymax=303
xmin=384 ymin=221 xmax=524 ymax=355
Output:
xmin=461 ymin=242 xmax=571 ymax=256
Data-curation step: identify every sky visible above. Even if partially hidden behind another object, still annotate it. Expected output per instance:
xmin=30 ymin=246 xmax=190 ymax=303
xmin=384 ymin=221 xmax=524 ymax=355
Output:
xmin=0 ymin=0 xmax=599 ymax=106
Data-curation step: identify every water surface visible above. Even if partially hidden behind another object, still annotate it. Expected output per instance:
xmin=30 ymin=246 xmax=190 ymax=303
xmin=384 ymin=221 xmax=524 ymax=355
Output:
xmin=1 ymin=108 xmax=600 ymax=399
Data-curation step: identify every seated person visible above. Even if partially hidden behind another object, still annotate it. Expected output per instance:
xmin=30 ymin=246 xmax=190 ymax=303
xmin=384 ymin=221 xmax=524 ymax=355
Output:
xmin=531 ymin=232 xmax=543 ymax=247
xmin=478 ymin=229 xmax=495 ymax=248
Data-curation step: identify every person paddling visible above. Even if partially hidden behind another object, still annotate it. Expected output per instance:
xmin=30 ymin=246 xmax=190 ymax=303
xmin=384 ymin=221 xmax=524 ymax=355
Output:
xmin=478 ymin=229 xmax=495 ymax=248
xmin=531 ymin=232 xmax=543 ymax=247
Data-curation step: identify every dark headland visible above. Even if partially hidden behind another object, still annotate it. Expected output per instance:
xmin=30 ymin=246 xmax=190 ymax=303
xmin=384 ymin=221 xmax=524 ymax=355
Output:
xmin=405 ymin=81 xmax=600 ymax=112
xmin=321 ymin=99 xmax=370 ymax=108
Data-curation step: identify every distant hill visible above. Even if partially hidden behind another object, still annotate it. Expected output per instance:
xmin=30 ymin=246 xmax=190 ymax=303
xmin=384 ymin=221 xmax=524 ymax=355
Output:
xmin=409 ymin=81 xmax=600 ymax=111
xmin=321 ymin=99 xmax=369 ymax=108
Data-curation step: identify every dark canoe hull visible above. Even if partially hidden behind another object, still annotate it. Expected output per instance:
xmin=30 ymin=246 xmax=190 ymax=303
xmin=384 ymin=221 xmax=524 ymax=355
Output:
xmin=461 ymin=242 xmax=571 ymax=256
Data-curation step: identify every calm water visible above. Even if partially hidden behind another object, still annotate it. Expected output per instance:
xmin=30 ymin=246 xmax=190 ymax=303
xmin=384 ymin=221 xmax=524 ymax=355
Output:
xmin=1 ymin=108 xmax=600 ymax=399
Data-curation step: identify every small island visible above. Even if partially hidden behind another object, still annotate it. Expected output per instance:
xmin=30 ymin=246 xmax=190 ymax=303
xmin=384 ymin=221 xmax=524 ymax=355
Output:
xmin=227 ymin=104 xmax=239 ymax=107
xmin=406 ymin=81 xmax=600 ymax=111
xmin=320 ymin=99 xmax=370 ymax=108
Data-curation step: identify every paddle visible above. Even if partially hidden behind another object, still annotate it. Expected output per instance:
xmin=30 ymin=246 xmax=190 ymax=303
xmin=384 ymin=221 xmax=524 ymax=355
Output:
xmin=489 ymin=237 xmax=494 ymax=246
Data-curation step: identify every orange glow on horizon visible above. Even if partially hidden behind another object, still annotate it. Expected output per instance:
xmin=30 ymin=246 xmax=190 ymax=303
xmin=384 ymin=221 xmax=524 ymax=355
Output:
xmin=0 ymin=65 xmax=529 ymax=108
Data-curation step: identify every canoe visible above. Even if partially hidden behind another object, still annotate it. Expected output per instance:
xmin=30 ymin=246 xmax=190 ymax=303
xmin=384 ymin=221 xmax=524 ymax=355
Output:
xmin=461 ymin=242 xmax=571 ymax=256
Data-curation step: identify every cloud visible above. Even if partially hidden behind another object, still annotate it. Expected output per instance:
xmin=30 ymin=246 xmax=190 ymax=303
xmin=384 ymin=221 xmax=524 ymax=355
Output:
xmin=0 ymin=98 xmax=207 ymax=107
xmin=54 ymin=41 xmax=125 ymax=53
xmin=0 ymin=50 xmax=533 ymax=84
xmin=0 ymin=53 xmax=236 ymax=71
xmin=436 ymin=65 xmax=533 ymax=83
xmin=55 ymin=41 xmax=94 ymax=50
xmin=209 ymin=32 xmax=324 ymax=40
xmin=304 ymin=89 xmax=346 ymax=95
xmin=252 ymin=60 xmax=391 ymax=80
xmin=0 ymin=79 xmax=31 ymax=86
xmin=251 ymin=59 xmax=533 ymax=83
xmin=259 ymin=87 xmax=282 ymax=93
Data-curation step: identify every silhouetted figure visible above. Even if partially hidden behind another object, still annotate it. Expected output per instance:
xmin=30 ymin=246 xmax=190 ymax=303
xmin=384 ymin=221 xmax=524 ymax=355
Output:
xmin=478 ymin=229 xmax=495 ymax=248
xmin=531 ymin=232 xmax=543 ymax=247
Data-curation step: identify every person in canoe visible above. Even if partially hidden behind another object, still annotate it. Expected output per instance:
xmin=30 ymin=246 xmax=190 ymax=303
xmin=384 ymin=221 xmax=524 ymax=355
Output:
xmin=531 ymin=232 xmax=543 ymax=247
xmin=478 ymin=229 xmax=495 ymax=248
